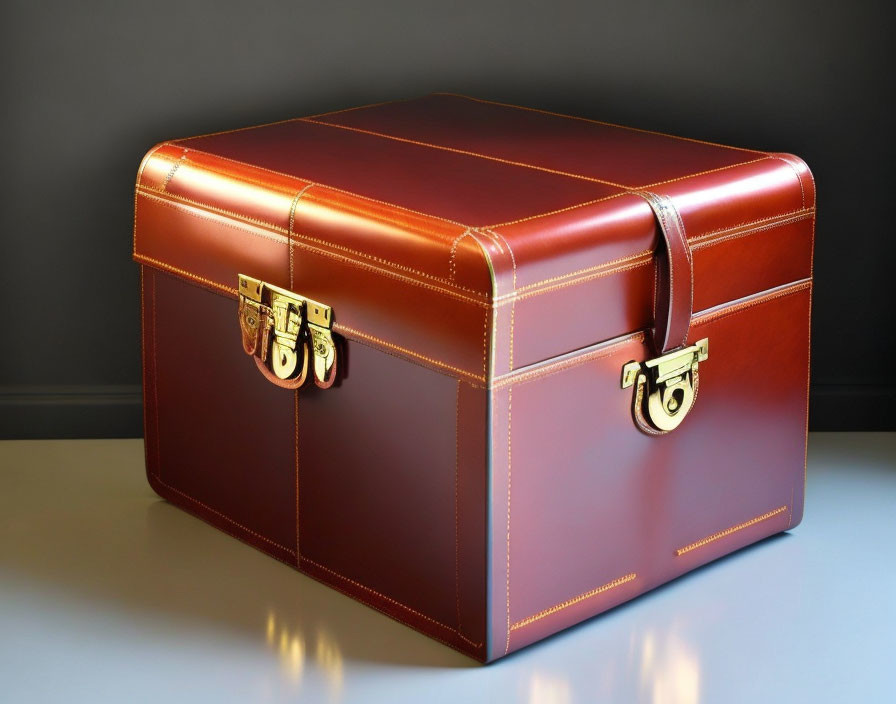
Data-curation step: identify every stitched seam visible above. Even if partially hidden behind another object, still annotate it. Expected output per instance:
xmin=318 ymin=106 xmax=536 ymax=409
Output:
xmin=301 ymin=189 xmax=461 ymax=242
xmin=771 ymin=155 xmax=806 ymax=209
xmin=159 ymin=149 xmax=188 ymax=191
xmin=156 ymin=473 xmax=297 ymax=554
xmin=298 ymin=558 xmax=483 ymax=655
xmin=146 ymin=150 xmax=303 ymax=198
xmin=151 ymin=272 xmax=161 ymax=481
xmin=485 ymin=158 xmax=773 ymax=229
xmin=288 ymin=184 xmax=315 ymax=289
xmin=454 ymin=380 xmax=462 ymax=637
xmin=137 ymin=190 xmax=489 ymax=305
xmin=691 ymin=281 xmax=811 ymax=327
xmin=483 ymin=192 xmax=629 ymax=229
xmin=147 ymin=269 xmax=294 ymax=555
xmin=803 ymin=210 xmax=817 ymax=499
xmin=690 ymin=212 xmax=814 ymax=250
xmin=436 ymin=94 xmax=761 ymax=154
xmin=139 ymin=269 xmax=148 ymax=461
xmin=300 ymin=556 xmax=479 ymax=642
xmin=668 ymin=194 xmax=694 ymax=341
xmin=173 ymin=117 xmax=304 ymax=142
xmin=485 ymin=229 xmax=516 ymax=373
xmin=510 ymin=573 xmax=637 ymax=631
xmin=689 ymin=209 xmax=814 ymax=243
xmin=504 ymin=386 xmax=512 ymax=655
xmin=133 ymin=142 xmax=171 ymax=254
xmin=493 ymin=209 xmax=810 ymax=303
xmin=463 ymin=231 xmax=498 ymax=377
xmin=492 ymin=333 xmax=645 ymax=389
xmin=502 ymin=257 xmax=655 ymax=305
xmin=787 ymin=485 xmax=794 ymax=530
xmin=512 ymin=248 xmax=653 ymax=294
xmin=169 ymin=99 xmax=406 ymax=142
xmin=449 ymin=230 xmax=474 ymax=281
xmin=335 ymin=324 xmax=486 ymax=383
xmin=675 ymin=507 xmax=787 ymax=556
xmin=332 ymin=328 xmax=484 ymax=388
xmin=169 ymin=143 xmax=473 ymax=229
xmin=302 ymin=97 xmax=406 ymax=120
xmin=137 ymin=186 xmax=484 ymax=296
xmin=135 ymin=255 xmax=488 ymax=384
xmin=135 ymin=254 xmax=238 ymax=295
xmin=634 ymin=156 xmax=771 ymax=189
xmin=137 ymin=188 xmax=807 ymax=306
xmin=639 ymin=192 xmax=675 ymax=348
xmin=303 ymin=117 xmax=628 ymax=188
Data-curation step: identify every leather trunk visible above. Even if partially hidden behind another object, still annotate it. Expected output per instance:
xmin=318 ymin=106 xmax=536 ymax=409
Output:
xmin=133 ymin=94 xmax=814 ymax=663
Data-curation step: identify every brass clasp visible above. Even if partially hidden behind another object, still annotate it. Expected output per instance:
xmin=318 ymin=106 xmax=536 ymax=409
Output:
xmin=238 ymin=274 xmax=338 ymax=389
xmin=621 ymin=339 xmax=708 ymax=432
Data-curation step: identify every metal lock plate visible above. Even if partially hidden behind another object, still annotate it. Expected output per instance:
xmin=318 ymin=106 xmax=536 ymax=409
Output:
xmin=237 ymin=274 xmax=339 ymax=389
xmin=621 ymin=338 xmax=708 ymax=432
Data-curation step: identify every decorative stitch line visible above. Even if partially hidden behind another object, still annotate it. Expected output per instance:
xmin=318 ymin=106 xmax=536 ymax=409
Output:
xmin=690 ymin=280 xmax=811 ymax=328
xmin=298 ymin=557 xmax=483 ymax=655
xmin=485 ymin=158 xmax=774 ymax=230
xmin=504 ymin=386 xmax=513 ymax=655
xmin=303 ymin=117 xmax=628 ymax=188
xmin=170 ymin=143 xmax=472 ymax=229
xmin=454 ymin=380 xmax=462 ymax=636
xmin=137 ymin=186 xmax=485 ymax=297
xmin=300 ymin=555 xmax=479 ymax=642
xmin=510 ymin=573 xmax=637 ymax=631
xmin=675 ymin=507 xmax=787 ymax=556
xmin=335 ymin=324 xmax=486 ymax=383
xmin=137 ymin=190 xmax=489 ymax=306
xmin=491 ymin=333 xmax=644 ymax=389
xmin=436 ymin=93 xmax=761 ymax=154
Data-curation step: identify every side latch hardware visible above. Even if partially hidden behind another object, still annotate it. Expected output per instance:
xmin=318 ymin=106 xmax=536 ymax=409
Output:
xmin=238 ymin=274 xmax=338 ymax=389
xmin=621 ymin=338 xmax=708 ymax=433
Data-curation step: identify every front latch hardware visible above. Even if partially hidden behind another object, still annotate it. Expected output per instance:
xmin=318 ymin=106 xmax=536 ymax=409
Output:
xmin=238 ymin=274 xmax=339 ymax=389
xmin=621 ymin=338 xmax=708 ymax=433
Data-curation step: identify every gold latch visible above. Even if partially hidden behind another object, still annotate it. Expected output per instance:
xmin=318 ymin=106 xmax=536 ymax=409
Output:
xmin=621 ymin=339 xmax=708 ymax=433
xmin=238 ymin=274 xmax=339 ymax=389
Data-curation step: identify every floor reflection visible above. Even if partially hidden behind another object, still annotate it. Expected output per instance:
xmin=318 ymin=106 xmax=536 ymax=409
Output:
xmin=265 ymin=610 xmax=344 ymax=697
xmin=635 ymin=625 xmax=700 ymax=704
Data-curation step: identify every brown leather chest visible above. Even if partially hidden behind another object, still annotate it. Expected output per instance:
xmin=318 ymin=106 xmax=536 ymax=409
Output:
xmin=133 ymin=94 xmax=814 ymax=662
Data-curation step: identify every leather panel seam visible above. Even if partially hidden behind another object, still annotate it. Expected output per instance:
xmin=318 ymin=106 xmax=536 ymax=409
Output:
xmin=434 ymin=94 xmax=761 ymax=154
xmin=302 ymin=117 xmax=629 ymax=189
xmin=509 ymin=573 xmax=637 ymax=631
xmin=675 ymin=506 xmax=788 ymax=556
xmin=300 ymin=555 xmax=483 ymax=647
xmin=135 ymin=257 xmax=488 ymax=384
xmin=136 ymin=186 xmax=485 ymax=297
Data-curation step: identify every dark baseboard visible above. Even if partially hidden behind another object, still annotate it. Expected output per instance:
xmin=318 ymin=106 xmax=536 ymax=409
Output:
xmin=0 ymin=383 xmax=893 ymax=439
xmin=0 ymin=386 xmax=143 ymax=439
xmin=809 ymin=384 xmax=895 ymax=431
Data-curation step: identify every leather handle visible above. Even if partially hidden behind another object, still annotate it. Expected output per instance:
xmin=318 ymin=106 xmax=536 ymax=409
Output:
xmin=630 ymin=191 xmax=693 ymax=354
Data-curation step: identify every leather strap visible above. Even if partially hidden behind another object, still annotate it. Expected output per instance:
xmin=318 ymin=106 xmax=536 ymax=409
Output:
xmin=630 ymin=191 xmax=693 ymax=354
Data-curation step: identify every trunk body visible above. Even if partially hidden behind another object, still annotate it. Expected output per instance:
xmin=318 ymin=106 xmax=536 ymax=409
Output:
xmin=134 ymin=94 xmax=814 ymax=662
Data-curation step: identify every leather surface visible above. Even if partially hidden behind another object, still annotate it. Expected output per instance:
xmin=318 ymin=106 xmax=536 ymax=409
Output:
xmin=488 ymin=282 xmax=811 ymax=659
xmin=135 ymin=95 xmax=815 ymax=662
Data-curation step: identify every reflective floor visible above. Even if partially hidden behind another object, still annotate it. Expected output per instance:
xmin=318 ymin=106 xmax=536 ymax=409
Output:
xmin=1 ymin=433 xmax=893 ymax=703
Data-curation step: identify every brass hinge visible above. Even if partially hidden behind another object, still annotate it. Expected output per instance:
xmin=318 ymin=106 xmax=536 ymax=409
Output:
xmin=621 ymin=339 xmax=708 ymax=433
xmin=238 ymin=274 xmax=339 ymax=389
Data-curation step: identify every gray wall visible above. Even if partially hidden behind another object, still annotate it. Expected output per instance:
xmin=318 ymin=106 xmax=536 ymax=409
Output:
xmin=1 ymin=0 xmax=892 ymax=438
